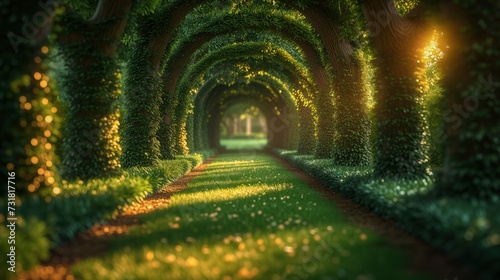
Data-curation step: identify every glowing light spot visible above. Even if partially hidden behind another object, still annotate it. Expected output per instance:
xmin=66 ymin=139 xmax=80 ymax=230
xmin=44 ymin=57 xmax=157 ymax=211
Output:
xmin=40 ymin=80 xmax=48 ymax=88
xmin=6 ymin=163 xmax=14 ymax=171
xmin=44 ymin=87 xmax=51 ymax=93
xmin=238 ymin=267 xmax=259 ymax=278
xmin=42 ymin=98 xmax=49 ymax=105
xmin=224 ymin=254 xmax=236 ymax=262
xmin=46 ymin=160 xmax=53 ymax=167
xmin=185 ymin=256 xmax=198 ymax=267
xmin=28 ymin=184 xmax=36 ymax=192
xmin=36 ymin=115 xmax=43 ymax=122
xmin=47 ymin=177 xmax=56 ymax=185
xmin=31 ymin=156 xmax=39 ymax=164
xmin=24 ymin=102 xmax=32 ymax=110
xmin=44 ymin=130 xmax=51 ymax=137
xmin=145 ymin=251 xmax=154 ymax=261
xmin=201 ymin=246 xmax=210 ymax=254
xmin=45 ymin=143 xmax=52 ymax=150
xmin=31 ymin=138 xmax=39 ymax=146
xmin=37 ymin=168 xmax=44 ymax=175
xmin=19 ymin=96 xmax=27 ymax=103
xmin=41 ymin=46 xmax=49 ymax=54
xmin=164 ymin=254 xmax=176 ymax=263
xmin=51 ymin=107 xmax=57 ymax=113
xmin=34 ymin=56 xmax=42 ymax=63
xmin=52 ymin=187 xmax=61 ymax=195
xmin=45 ymin=115 xmax=53 ymax=123
xmin=34 ymin=72 xmax=42 ymax=80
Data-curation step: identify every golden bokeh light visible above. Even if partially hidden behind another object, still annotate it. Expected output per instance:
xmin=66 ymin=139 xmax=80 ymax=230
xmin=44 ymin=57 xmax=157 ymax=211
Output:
xmin=52 ymin=186 xmax=61 ymax=194
xmin=34 ymin=72 xmax=42 ymax=80
xmin=41 ymin=46 xmax=49 ymax=54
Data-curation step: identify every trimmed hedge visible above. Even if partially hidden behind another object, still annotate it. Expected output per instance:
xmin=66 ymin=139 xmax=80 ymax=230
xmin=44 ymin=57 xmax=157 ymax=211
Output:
xmin=274 ymin=149 xmax=500 ymax=280
xmin=0 ymin=150 xmax=215 ymax=278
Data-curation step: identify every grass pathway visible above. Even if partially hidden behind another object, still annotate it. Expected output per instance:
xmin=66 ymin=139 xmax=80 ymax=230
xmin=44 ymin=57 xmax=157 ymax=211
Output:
xmin=64 ymin=152 xmax=437 ymax=280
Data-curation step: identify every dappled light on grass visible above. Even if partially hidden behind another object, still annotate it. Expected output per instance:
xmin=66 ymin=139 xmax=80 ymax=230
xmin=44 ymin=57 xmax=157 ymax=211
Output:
xmin=70 ymin=153 xmax=434 ymax=280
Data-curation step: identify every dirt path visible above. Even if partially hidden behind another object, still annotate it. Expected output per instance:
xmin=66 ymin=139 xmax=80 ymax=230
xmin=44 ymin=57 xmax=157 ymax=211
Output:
xmin=270 ymin=154 xmax=473 ymax=280
xmin=19 ymin=156 xmax=217 ymax=280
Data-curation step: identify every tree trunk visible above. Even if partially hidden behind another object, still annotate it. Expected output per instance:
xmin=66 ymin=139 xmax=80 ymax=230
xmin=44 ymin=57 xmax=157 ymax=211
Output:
xmin=291 ymin=3 xmax=372 ymax=164
xmin=363 ymin=0 xmax=430 ymax=178
xmin=246 ymin=115 xmax=252 ymax=136
xmin=59 ymin=0 xmax=132 ymax=179
xmin=259 ymin=116 xmax=268 ymax=134
xmin=122 ymin=1 xmax=198 ymax=165
xmin=297 ymin=101 xmax=317 ymax=154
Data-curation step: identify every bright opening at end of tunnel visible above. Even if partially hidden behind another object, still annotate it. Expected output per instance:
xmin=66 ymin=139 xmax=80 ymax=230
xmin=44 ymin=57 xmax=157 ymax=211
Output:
xmin=219 ymin=104 xmax=268 ymax=150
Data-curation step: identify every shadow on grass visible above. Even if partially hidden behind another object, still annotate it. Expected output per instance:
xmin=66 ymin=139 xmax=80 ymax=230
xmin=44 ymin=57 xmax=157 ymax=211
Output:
xmin=69 ymin=153 xmax=434 ymax=279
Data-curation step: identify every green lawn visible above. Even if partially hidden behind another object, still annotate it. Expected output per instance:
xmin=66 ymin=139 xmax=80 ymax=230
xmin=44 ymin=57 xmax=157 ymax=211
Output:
xmin=220 ymin=138 xmax=268 ymax=150
xmin=71 ymin=153 xmax=434 ymax=279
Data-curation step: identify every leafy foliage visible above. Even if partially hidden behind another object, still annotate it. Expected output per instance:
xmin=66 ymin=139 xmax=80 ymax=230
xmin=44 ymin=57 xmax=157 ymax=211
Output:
xmin=1 ymin=0 xmax=61 ymax=196
xmin=275 ymin=148 xmax=500 ymax=279
xmin=1 ymin=151 xmax=214 ymax=276
xmin=434 ymin=0 xmax=500 ymax=198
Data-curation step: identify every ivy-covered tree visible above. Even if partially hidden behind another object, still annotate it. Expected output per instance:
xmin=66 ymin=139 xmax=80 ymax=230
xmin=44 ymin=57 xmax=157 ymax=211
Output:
xmin=57 ymin=0 xmax=135 ymax=180
xmin=431 ymin=0 xmax=500 ymax=198
xmin=288 ymin=0 xmax=372 ymax=165
xmin=362 ymin=0 xmax=432 ymax=179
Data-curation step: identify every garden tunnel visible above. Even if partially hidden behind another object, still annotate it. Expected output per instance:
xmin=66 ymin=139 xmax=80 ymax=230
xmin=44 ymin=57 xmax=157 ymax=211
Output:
xmin=3 ymin=0 xmax=499 ymax=207
xmin=198 ymin=82 xmax=298 ymax=150
xmin=2 ymin=0 xmax=500 ymax=277
xmin=3 ymin=0 xmax=499 ymax=197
